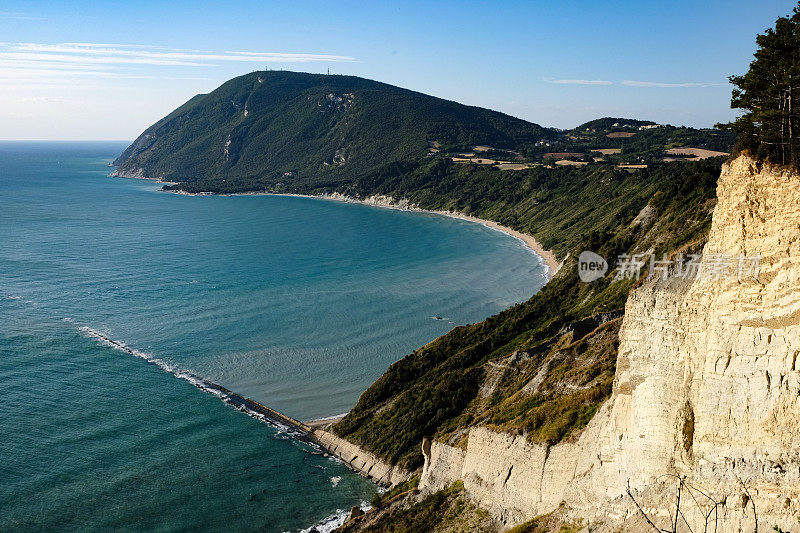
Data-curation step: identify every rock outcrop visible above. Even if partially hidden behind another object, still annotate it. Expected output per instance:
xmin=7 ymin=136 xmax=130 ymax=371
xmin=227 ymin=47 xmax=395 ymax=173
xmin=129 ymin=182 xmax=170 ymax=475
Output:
xmin=420 ymin=429 xmax=587 ymax=525
xmin=419 ymin=155 xmax=800 ymax=531
xmin=313 ymin=429 xmax=410 ymax=487
xmin=110 ymin=166 xmax=146 ymax=179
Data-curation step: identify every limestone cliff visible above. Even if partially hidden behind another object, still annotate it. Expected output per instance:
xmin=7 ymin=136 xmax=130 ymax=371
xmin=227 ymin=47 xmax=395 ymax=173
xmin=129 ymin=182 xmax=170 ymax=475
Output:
xmin=313 ymin=428 xmax=410 ymax=487
xmin=418 ymin=155 xmax=800 ymax=531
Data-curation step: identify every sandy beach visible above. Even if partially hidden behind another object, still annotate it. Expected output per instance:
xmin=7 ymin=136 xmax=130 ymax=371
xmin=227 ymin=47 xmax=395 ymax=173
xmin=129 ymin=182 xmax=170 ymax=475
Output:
xmin=441 ymin=211 xmax=559 ymax=274
xmin=304 ymin=413 xmax=346 ymax=429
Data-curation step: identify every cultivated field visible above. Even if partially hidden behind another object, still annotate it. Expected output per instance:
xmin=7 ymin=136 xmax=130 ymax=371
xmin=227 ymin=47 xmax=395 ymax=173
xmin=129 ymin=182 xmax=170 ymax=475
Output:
xmin=555 ymin=159 xmax=588 ymax=166
xmin=663 ymin=146 xmax=729 ymax=161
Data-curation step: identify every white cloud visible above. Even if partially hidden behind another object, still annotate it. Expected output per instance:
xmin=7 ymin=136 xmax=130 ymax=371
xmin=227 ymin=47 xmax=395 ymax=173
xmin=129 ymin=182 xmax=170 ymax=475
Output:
xmin=621 ymin=80 xmax=722 ymax=88
xmin=0 ymin=43 xmax=356 ymax=68
xmin=542 ymin=78 xmax=724 ymax=88
xmin=546 ymin=78 xmax=612 ymax=86
xmin=0 ymin=42 xmax=355 ymax=89
xmin=0 ymin=50 xmax=211 ymax=67
xmin=15 ymin=96 xmax=69 ymax=103
xmin=0 ymin=64 xmax=213 ymax=87
xmin=0 ymin=11 xmax=40 ymax=20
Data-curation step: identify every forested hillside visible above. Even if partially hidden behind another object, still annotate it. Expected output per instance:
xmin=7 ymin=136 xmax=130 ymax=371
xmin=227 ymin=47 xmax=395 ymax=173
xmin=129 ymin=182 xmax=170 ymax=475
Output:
xmin=113 ymin=71 xmax=552 ymax=189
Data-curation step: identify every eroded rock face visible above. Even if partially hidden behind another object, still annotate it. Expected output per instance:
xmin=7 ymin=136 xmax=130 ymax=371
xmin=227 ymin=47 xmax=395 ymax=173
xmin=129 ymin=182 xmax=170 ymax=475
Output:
xmin=419 ymin=155 xmax=800 ymax=530
xmin=313 ymin=429 xmax=409 ymax=488
xmin=595 ymin=154 xmax=800 ymax=528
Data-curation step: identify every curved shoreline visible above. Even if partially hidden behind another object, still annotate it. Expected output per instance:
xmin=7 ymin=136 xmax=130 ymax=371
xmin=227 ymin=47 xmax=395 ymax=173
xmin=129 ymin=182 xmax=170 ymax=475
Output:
xmin=312 ymin=192 xmax=561 ymax=277
xmin=114 ymin=172 xmax=561 ymax=278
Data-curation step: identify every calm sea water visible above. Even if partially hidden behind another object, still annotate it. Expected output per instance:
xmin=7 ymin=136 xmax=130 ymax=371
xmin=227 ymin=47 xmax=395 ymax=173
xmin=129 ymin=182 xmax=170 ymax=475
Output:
xmin=0 ymin=142 xmax=547 ymax=532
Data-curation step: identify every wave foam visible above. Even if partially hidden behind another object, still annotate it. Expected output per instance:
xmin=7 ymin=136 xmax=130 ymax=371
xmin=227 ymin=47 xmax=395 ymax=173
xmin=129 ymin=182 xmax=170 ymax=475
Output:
xmin=297 ymin=501 xmax=370 ymax=533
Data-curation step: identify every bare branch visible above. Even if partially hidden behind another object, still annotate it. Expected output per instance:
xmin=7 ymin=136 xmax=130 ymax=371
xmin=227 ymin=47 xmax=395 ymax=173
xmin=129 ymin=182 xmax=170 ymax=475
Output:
xmin=736 ymin=475 xmax=758 ymax=533
xmin=626 ymin=479 xmax=662 ymax=533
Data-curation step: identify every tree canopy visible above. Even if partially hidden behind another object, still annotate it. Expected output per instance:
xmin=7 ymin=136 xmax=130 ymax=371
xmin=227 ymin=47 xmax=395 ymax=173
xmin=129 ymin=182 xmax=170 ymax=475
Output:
xmin=720 ymin=2 xmax=800 ymax=167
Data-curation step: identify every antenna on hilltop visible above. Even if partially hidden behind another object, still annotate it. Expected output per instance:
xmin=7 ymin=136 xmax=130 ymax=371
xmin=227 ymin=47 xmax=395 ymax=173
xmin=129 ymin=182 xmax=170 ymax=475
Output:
xmin=327 ymin=66 xmax=330 ymax=75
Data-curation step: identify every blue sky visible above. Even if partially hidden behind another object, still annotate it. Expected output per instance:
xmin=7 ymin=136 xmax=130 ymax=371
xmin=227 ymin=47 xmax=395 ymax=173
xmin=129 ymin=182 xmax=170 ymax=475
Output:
xmin=0 ymin=0 xmax=796 ymax=140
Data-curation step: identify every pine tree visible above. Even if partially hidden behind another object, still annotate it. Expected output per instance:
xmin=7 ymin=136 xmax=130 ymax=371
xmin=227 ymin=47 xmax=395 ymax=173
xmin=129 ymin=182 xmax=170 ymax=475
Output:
xmin=719 ymin=2 xmax=800 ymax=167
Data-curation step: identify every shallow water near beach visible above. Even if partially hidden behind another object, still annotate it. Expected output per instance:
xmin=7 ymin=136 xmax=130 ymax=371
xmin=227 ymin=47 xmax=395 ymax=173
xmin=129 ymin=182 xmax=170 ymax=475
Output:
xmin=0 ymin=142 xmax=547 ymax=532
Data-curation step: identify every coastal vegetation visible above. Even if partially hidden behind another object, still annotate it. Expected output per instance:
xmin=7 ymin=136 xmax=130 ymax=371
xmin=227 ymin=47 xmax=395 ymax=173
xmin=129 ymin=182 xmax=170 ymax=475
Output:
xmin=370 ymin=475 xmax=420 ymax=510
xmin=332 ymin=157 xmax=723 ymax=468
xmin=341 ymin=481 xmax=497 ymax=533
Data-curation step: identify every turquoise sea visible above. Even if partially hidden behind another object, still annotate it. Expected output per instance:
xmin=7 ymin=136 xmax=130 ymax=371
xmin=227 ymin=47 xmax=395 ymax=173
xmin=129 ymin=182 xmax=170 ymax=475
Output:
xmin=0 ymin=142 xmax=547 ymax=532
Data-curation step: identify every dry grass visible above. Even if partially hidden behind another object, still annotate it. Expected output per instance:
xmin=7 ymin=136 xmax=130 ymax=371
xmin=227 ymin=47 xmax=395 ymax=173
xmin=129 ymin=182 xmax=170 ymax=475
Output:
xmin=497 ymin=163 xmax=534 ymax=171
xmin=593 ymin=148 xmax=621 ymax=155
xmin=606 ymin=131 xmax=636 ymax=138
xmin=555 ymin=159 xmax=588 ymax=167
xmin=452 ymin=157 xmax=498 ymax=165
xmin=543 ymin=152 xmax=584 ymax=159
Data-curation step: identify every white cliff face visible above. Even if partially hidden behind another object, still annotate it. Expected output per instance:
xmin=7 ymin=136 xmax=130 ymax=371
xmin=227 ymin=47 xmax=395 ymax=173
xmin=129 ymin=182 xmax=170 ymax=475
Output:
xmin=420 ymin=429 xmax=587 ymax=525
xmin=597 ymin=154 xmax=800 ymax=528
xmin=313 ymin=429 xmax=409 ymax=487
xmin=419 ymin=155 xmax=800 ymax=531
